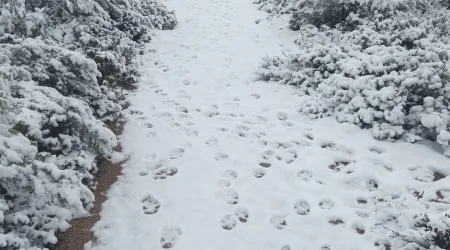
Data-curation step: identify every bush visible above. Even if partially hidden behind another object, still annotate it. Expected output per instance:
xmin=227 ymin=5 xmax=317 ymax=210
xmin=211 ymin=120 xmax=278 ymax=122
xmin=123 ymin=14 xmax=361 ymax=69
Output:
xmin=0 ymin=0 xmax=176 ymax=248
xmin=1 ymin=0 xmax=176 ymax=90
xmin=413 ymin=214 xmax=450 ymax=249
xmin=255 ymin=0 xmax=429 ymax=30
xmin=257 ymin=0 xmax=450 ymax=155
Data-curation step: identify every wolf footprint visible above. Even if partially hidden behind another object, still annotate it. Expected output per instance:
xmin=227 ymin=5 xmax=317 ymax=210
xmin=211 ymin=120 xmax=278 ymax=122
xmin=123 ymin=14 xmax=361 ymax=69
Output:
xmin=281 ymin=245 xmax=291 ymax=250
xmin=253 ymin=169 xmax=266 ymax=178
xmin=153 ymin=168 xmax=178 ymax=179
xmin=259 ymin=162 xmax=271 ymax=168
xmin=223 ymin=169 xmax=238 ymax=180
xmin=223 ymin=189 xmax=239 ymax=204
xmin=277 ymin=112 xmax=288 ymax=121
xmin=205 ymin=137 xmax=219 ymax=146
xmin=169 ymin=148 xmax=185 ymax=159
xmin=369 ymin=146 xmax=384 ymax=154
xmin=297 ymin=170 xmax=312 ymax=181
xmin=234 ymin=206 xmax=249 ymax=223
xmin=294 ymin=200 xmax=310 ymax=215
xmin=220 ymin=214 xmax=237 ymax=230
xmin=160 ymin=226 xmax=182 ymax=249
xmin=328 ymin=218 xmax=345 ymax=226
xmin=141 ymin=194 xmax=161 ymax=214
xmin=318 ymin=199 xmax=335 ymax=210
xmin=270 ymin=215 xmax=287 ymax=230
xmin=218 ymin=179 xmax=231 ymax=188
xmin=215 ymin=152 xmax=229 ymax=161
xmin=151 ymin=160 xmax=178 ymax=180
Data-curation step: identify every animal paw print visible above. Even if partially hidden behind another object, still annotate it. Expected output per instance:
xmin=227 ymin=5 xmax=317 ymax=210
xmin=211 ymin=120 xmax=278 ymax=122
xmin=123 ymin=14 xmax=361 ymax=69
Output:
xmin=176 ymin=106 xmax=189 ymax=113
xmin=328 ymin=160 xmax=351 ymax=172
xmin=366 ymin=178 xmax=379 ymax=191
xmin=253 ymin=169 xmax=266 ymax=178
xmin=223 ymin=189 xmax=239 ymax=205
xmin=281 ymin=245 xmax=291 ymax=250
xmin=205 ymin=137 xmax=219 ymax=146
xmin=234 ymin=206 xmax=249 ymax=223
xmin=151 ymin=160 xmax=178 ymax=180
xmin=277 ymin=112 xmax=288 ymax=121
xmin=141 ymin=194 xmax=161 ymax=214
xmin=328 ymin=218 xmax=345 ymax=226
xmin=352 ymin=223 xmax=365 ymax=235
xmin=220 ymin=214 xmax=237 ymax=230
xmin=217 ymin=179 xmax=231 ymax=188
xmin=297 ymin=169 xmax=312 ymax=181
xmin=169 ymin=148 xmax=185 ymax=160
xmin=320 ymin=142 xmax=336 ymax=149
xmin=294 ymin=200 xmax=310 ymax=215
xmin=215 ymin=152 xmax=229 ymax=161
xmin=183 ymin=127 xmax=199 ymax=137
xmin=259 ymin=162 xmax=271 ymax=168
xmin=223 ymin=169 xmax=238 ymax=180
xmin=160 ymin=226 xmax=182 ymax=249
xmin=318 ymin=199 xmax=335 ymax=210
xmin=304 ymin=133 xmax=314 ymax=140
xmin=129 ymin=109 xmax=143 ymax=115
xmin=368 ymin=146 xmax=384 ymax=154
xmin=154 ymin=168 xmax=178 ymax=179
xmin=270 ymin=215 xmax=287 ymax=230
xmin=261 ymin=150 xmax=274 ymax=160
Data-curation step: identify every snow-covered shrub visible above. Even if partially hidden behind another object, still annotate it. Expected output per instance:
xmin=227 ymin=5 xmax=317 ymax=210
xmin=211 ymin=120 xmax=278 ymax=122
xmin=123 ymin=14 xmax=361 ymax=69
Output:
xmin=412 ymin=213 xmax=450 ymax=249
xmin=0 ymin=0 xmax=176 ymax=248
xmin=1 ymin=0 xmax=176 ymax=89
xmin=0 ymin=37 xmax=119 ymax=250
xmin=258 ymin=1 xmax=450 ymax=155
xmin=288 ymin=0 xmax=429 ymax=30
xmin=254 ymin=0 xmax=294 ymax=16
xmin=254 ymin=0 xmax=429 ymax=30
xmin=1 ymin=37 xmax=121 ymax=119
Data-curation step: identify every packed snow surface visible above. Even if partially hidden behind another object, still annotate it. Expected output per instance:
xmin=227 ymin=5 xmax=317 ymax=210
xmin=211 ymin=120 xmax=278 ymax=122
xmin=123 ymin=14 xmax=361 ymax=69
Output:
xmin=89 ymin=0 xmax=450 ymax=249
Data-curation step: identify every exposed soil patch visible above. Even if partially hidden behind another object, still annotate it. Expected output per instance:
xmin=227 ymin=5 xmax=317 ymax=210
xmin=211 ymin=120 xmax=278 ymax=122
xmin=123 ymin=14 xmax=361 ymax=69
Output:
xmin=54 ymin=121 xmax=124 ymax=250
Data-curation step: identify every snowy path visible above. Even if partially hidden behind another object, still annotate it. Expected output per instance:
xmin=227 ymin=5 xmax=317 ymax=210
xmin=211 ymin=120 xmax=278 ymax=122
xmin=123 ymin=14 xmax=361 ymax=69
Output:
xmin=89 ymin=0 xmax=450 ymax=249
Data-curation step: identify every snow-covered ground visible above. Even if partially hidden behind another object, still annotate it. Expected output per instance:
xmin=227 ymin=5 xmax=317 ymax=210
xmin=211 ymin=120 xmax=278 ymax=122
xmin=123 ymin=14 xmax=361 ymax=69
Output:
xmin=88 ymin=0 xmax=450 ymax=248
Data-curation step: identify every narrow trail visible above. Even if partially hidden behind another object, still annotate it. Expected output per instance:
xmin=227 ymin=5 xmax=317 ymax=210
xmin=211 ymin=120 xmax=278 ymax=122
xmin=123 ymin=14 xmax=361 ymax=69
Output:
xmin=87 ymin=0 xmax=450 ymax=249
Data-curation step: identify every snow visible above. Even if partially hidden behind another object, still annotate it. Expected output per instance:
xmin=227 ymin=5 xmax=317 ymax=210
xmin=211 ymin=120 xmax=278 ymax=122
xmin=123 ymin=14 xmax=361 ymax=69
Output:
xmin=89 ymin=0 xmax=450 ymax=249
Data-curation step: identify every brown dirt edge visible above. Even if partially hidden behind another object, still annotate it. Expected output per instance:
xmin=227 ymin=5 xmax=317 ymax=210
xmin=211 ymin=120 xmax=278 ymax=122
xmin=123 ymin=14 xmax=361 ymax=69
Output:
xmin=54 ymin=121 xmax=124 ymax=250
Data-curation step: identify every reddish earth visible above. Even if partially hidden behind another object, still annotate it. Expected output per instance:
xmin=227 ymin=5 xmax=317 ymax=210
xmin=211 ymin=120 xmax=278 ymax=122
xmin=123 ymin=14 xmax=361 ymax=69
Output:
xmin=55 ymin=122 xmax=124 ymax=250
